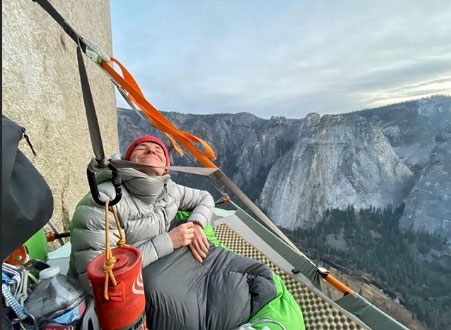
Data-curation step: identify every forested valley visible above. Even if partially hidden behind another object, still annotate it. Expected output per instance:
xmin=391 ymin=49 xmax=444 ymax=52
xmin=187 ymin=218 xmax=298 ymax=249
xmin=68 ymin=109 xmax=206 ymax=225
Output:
xmin=284 ymin=205 xmax=451 ymax=330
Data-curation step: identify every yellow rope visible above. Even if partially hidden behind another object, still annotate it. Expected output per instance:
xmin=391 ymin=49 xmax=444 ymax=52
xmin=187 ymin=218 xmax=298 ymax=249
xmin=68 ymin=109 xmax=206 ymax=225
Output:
xmin=102 ymin=199 xmax=127 ymax=300
xmin=111 ymin=205 xmax=126 ymax=247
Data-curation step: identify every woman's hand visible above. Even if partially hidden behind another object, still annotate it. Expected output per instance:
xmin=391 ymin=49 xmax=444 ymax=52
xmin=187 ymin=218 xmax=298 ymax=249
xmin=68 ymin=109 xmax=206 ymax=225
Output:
xmin=168 ymin=222 xmax=209 ymax=262
xmin=188 ymin=222 xmax=209 ymax=263
xmin=169 ymin=222 xmax=195 ymax=249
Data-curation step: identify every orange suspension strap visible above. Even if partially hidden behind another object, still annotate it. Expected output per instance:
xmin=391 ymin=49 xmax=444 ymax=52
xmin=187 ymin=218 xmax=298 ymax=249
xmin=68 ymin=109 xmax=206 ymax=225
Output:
xmin=34 ymin=0 xmax=215 ymax=169
xmin=102 ymin=57 xmax=217 ymax=167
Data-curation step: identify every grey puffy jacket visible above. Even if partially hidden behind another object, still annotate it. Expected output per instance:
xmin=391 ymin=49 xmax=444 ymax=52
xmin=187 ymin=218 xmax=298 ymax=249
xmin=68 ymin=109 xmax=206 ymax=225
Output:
xmin=68 ymin=167 xmax=214 ymax=293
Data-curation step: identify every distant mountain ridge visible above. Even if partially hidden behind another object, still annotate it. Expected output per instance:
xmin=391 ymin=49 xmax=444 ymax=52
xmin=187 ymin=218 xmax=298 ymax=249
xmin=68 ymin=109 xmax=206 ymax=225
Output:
xmin=118 ymin=95 xmax=451 ymax=242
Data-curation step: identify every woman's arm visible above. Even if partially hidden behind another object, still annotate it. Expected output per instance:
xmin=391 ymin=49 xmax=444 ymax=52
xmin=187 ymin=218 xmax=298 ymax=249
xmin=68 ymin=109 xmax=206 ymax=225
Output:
xmin=174 ymin=183 xmax=215 ymax=228
xmin=172 ymin=183 xmax=215 ymax=262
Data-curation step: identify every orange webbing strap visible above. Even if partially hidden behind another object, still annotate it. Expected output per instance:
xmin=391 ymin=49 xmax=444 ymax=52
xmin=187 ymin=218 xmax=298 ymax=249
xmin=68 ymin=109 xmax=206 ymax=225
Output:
xmin=103 ymin=57 xmax=217 ymax=168
xmin=102 ymin=199 xmax=127 ymax=300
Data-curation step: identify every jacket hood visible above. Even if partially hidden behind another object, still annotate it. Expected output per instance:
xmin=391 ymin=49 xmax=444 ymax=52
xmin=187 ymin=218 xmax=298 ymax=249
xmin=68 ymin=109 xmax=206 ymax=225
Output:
xmin=95 ymin=162 xmax=170 ymax=204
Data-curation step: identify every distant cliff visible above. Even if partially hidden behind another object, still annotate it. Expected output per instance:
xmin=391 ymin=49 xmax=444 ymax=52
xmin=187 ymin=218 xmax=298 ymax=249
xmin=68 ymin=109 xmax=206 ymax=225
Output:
xmin=358 ymin=98 xmax=451 ymax=242
xmin=258 ymin=113 xmax=414 ymax=229
xmin=118 ymin=95 xmax=451 ymax=241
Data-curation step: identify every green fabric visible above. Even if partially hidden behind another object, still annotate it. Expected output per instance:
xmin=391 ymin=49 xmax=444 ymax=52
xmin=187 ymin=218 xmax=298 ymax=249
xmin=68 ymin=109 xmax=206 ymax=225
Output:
xmin=247 ymin=273 xmax=305 ymax=330
xmin=337 ymin=293 xmax=408 ymax=330
xmin=24 ymin=228 xmax=48 ymax=261
xmin=175 ymin=211 xmax=305 ymax=330
xmin=174 ymin=210 xmax=192 ymax=222
xmin=175 ymin=210 xmax=228 ymax=249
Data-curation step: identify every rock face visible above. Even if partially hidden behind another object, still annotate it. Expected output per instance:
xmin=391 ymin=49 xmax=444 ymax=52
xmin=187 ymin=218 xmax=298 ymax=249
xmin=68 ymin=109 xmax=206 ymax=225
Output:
xmin=118 ymin=96 xmax=451 ymax=241
xmin=2 ymin=1 xmax=118 ymax=233
xmin=119 ymin=111 xmax=303 ymax=200
xmin=358 ymin=97 xmax=451 ymax=239
xmin=258 ymin=114 xmax=414 ymax=229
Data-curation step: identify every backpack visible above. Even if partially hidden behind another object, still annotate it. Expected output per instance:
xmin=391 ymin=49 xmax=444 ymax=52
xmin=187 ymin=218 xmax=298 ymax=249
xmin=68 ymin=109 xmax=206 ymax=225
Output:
xmin=2 ymin=115 xmax=54 ymax=260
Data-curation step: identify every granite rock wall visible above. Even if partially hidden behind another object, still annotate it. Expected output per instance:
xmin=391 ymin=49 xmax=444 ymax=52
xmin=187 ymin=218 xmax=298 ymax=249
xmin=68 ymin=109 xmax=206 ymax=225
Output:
xmin=2 ymin=0 xmax=118 ymax=236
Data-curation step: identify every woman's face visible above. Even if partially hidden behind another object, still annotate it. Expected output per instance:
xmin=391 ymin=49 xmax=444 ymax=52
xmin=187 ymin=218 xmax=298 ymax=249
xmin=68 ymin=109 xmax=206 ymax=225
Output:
xmin=129 ymin=142 xmax=166 ymax=176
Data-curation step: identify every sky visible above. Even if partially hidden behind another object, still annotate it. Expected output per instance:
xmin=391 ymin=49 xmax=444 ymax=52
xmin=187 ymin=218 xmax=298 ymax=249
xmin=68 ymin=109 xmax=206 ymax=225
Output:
xmin=110 ymin=1 xmax=451 ymax=119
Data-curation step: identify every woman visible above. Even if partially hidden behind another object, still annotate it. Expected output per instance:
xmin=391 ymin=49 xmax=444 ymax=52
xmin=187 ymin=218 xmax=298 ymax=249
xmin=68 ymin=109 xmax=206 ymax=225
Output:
xmin=68 ymin=135 xmax=215 ymax=293
xmin=69 ymin=135 xmax=300 ymax=329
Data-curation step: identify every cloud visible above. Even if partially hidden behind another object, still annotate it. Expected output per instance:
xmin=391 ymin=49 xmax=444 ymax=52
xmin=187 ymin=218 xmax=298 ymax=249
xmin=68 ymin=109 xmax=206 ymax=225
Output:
xmin=111 ymin=0 xmax=451 ymax=119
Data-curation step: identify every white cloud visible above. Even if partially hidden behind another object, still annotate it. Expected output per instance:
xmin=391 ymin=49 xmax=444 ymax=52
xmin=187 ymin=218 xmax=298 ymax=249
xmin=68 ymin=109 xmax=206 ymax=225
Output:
xmin=111 ymin=0 xmax=451 ymax=119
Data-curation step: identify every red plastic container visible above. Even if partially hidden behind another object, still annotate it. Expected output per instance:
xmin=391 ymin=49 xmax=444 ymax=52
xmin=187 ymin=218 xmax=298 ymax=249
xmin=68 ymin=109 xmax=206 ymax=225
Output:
xmin=87 ymin=246 xmax=146 ymax=330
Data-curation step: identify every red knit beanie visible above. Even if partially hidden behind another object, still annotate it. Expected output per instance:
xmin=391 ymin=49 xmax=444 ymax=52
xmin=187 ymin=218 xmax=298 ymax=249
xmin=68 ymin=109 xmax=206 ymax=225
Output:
xmin=124 ymin=135 xmax=170 ymax=167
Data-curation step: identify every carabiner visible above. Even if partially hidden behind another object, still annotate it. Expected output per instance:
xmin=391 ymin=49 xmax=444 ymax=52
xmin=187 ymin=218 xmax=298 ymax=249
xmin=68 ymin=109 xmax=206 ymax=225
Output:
xmin=87 ymin=163 xmax=122 ymax=206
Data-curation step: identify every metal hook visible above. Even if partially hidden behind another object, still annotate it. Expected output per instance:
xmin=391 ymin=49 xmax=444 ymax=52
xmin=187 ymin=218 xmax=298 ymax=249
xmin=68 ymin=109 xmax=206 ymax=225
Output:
xmin=87 ymin=162 xmax=122 ymax=206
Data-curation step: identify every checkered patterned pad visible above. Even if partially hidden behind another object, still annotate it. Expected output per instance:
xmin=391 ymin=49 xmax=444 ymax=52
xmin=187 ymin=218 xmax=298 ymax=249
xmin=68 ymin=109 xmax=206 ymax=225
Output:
xmin=214 ymin=224 xmax=368 ymax=330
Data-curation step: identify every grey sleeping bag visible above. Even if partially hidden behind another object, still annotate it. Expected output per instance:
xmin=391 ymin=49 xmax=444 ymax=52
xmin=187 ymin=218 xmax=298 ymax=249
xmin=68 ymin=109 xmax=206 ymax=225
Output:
xmin=142 ymin=244 xmax=277 ymax=330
